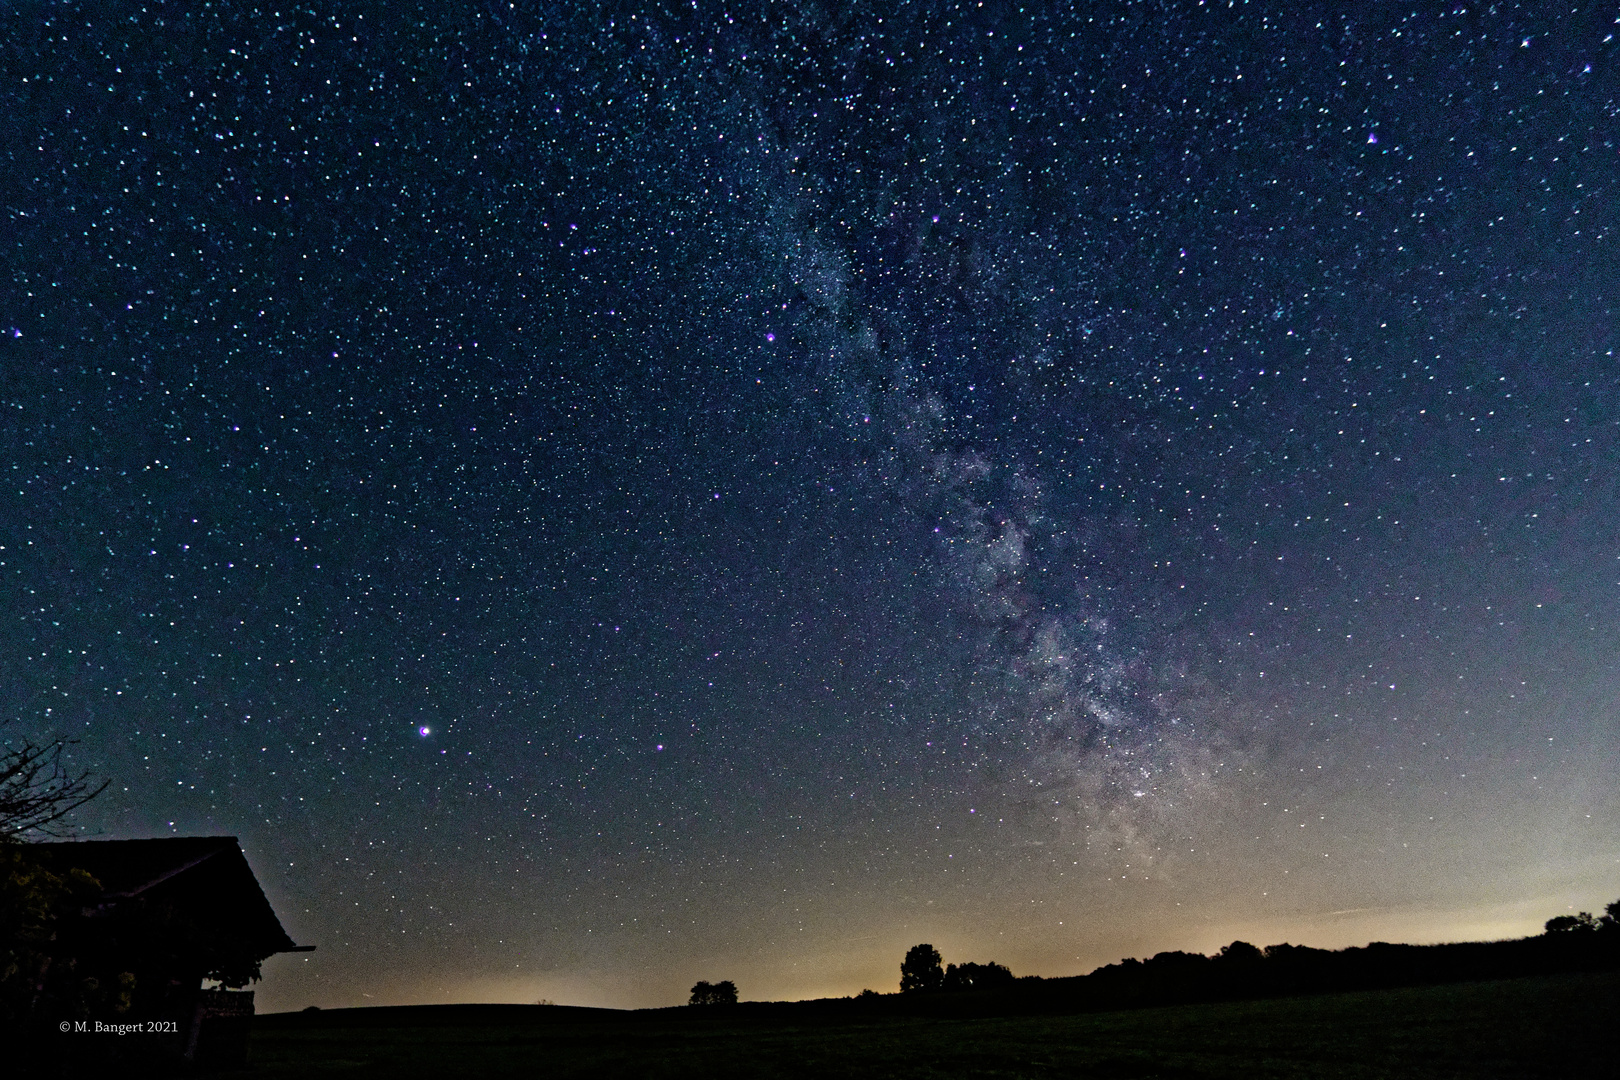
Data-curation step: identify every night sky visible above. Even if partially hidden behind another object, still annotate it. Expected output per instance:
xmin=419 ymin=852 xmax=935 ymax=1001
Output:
xmin=3 ymin=2 xmax=1617 ymax=1011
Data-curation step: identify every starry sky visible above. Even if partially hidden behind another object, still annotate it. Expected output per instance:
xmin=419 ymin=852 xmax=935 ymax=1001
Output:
xmin=3 ymin=1 xmax=1618 ymax=1011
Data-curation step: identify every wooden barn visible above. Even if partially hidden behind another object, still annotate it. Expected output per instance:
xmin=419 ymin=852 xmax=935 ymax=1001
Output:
xmin=22 ymin=835 xmax=313 ymax=1068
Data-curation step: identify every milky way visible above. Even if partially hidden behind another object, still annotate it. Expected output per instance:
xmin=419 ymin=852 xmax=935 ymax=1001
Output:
xmin=2 ymin=3 xmax=1616 ymax=1009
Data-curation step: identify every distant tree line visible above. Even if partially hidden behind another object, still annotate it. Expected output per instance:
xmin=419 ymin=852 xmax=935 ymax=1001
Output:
xmin=678 ymin=900 xmax=1619 ymax=1018
xmin=858 ymin=898 xmax=1620 ymax=1018
xmin=1544 ymin=901 xmax=1619 ymax=934
xmin=1039 ymin=908 xmax=1620 ymax=1014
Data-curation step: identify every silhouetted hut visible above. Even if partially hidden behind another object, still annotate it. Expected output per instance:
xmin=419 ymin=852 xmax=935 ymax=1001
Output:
xmin=28 ymin=835 xmax=313 ymax=1067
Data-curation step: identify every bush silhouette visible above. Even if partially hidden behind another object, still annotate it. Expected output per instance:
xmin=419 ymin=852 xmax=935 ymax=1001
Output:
xmin=942 ymin=961 xmax=1014 ymax=992
xmin=688 ymin=979 xmax=738 ymax=1005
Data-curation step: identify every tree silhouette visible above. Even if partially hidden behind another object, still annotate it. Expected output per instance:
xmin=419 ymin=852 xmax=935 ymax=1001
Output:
xmin=688 ymin=979 xmax=738 ymax=1005
xmin=0 ymin=727 xmax=107 ymax=839
xmin=900 ymin=943 xmax=944 ymax=993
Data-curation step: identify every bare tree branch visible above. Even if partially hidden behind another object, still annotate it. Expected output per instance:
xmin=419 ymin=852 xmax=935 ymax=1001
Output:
xmin=0 ymin=730 xmax=108 ymax=839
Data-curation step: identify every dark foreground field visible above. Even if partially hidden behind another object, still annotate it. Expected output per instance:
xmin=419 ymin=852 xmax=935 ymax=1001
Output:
xmin=249 ymin=971 xmax=1619 ymax=1079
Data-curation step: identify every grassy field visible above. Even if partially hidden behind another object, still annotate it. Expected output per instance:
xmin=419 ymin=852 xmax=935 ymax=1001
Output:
xmin=247 ymin=971 xmax=1619 ymax=1079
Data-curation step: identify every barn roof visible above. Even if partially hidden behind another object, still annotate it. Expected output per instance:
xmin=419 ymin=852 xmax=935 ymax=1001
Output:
xmin=30 ymin=835 xmax=311 ymax=956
